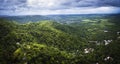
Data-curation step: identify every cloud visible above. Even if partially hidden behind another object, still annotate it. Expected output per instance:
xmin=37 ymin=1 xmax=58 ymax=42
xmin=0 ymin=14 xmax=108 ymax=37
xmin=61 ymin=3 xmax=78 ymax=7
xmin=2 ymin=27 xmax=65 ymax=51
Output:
xmin=1 ymin=6 xmax=120 ymax=15
xmin=74 ymin=0 xmax=120 ymax=7
xmin=25 ymin=0 xmax=120 ymax=9
xmin=0 ymin=0 xmax=26 ymax=10
xmin=26 ymin=0 xmax=70 ymax=10
xmin=0 ymin=0 xmax=120 ymax=15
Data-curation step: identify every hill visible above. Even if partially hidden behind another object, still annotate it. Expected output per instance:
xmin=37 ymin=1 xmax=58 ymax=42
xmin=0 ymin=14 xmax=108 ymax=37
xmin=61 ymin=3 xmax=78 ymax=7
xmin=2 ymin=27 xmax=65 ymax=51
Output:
xmin=1 ymin=14 xmax=120 ymax=24
xmin=0 ymin=14 xmax=120 ymax=64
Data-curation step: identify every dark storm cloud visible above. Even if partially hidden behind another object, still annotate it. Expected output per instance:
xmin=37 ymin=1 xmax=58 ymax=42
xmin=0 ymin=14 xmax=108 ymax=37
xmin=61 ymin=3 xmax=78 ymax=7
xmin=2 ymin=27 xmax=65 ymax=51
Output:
xmin=97 ymin=0 xmax=120 ymax=7
xmin=0 ymin=0 xmax=26 ymax=10
xmin=62 ymin=0 xmax=120 ymax=7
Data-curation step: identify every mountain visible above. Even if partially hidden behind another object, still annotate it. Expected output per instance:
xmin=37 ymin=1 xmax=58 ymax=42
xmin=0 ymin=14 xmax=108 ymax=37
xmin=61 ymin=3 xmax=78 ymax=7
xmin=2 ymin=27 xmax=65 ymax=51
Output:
xmin=1 ymin=14 xmax=120 ymax=24
xmin=0 ymin=14 xmax=120 ymax=64
xmin=0 ymin=15 xmax=52 ymax=23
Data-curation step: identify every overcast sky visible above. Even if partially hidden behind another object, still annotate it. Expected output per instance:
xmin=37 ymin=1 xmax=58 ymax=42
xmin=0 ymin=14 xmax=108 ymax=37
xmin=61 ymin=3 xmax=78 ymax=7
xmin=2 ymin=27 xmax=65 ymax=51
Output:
xmin=0 ymin=0 xmax=120 ymax=15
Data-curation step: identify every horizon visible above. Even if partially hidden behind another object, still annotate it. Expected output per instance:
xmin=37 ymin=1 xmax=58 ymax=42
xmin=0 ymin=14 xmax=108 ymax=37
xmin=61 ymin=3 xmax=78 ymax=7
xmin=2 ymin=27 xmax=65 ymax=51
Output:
xmin=0 ymin=13 xmax=120 ymax=17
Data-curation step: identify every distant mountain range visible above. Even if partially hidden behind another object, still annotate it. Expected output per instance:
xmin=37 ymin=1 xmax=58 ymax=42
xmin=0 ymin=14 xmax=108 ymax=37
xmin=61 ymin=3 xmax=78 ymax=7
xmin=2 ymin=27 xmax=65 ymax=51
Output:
xmin=0 ymin=14 xmax=120 ymax=23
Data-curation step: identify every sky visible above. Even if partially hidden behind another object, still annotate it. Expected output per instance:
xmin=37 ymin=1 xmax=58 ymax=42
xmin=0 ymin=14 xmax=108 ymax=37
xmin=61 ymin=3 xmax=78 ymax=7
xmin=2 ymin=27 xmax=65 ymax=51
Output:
xmin=0 ymin=0 xmax=120 ymax=15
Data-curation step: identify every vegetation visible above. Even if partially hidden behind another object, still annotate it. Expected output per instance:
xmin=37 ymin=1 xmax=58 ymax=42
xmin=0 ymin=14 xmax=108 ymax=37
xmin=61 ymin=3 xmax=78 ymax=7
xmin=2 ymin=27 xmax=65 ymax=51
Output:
xmin=0 ymin=14 xmax=120 ymax=64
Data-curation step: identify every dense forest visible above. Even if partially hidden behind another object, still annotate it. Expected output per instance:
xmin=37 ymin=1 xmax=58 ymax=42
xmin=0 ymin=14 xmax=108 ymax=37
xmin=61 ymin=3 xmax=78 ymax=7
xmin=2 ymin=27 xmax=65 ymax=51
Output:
xmin=0 ymin=14 xmax=120 ymax=64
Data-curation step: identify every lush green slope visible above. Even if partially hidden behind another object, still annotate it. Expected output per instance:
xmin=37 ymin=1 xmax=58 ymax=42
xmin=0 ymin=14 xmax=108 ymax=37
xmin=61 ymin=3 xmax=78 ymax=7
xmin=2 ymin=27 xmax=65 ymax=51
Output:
xmin=0 ymin=16 xmax=120 ymax=64
xmin=0 ymin=20 xmax=84 ymax=64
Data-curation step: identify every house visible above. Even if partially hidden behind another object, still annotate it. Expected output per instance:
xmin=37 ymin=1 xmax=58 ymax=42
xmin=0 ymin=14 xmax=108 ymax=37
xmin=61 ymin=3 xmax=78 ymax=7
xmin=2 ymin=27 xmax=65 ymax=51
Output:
xmin=84 ymin=48 xmax=94 ymax=54
xmin=104 ymin=40 xmax=112 ymax=45
xmin=117 ymin=32 xmax=120 ymax=35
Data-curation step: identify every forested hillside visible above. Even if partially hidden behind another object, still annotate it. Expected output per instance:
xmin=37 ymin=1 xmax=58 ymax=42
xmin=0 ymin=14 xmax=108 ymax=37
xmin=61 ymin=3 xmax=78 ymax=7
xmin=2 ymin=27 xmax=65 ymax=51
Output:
xmin=0 ymin=15 xmax=120 ymax=64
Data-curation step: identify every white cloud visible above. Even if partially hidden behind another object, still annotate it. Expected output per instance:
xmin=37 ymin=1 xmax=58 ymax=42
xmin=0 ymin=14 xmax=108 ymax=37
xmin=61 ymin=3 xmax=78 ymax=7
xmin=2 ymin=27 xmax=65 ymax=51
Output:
xmin=26 ymin=0 xmax=67 ymax=9
xmin=3 ymin=6 xmax=118 ymax=15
